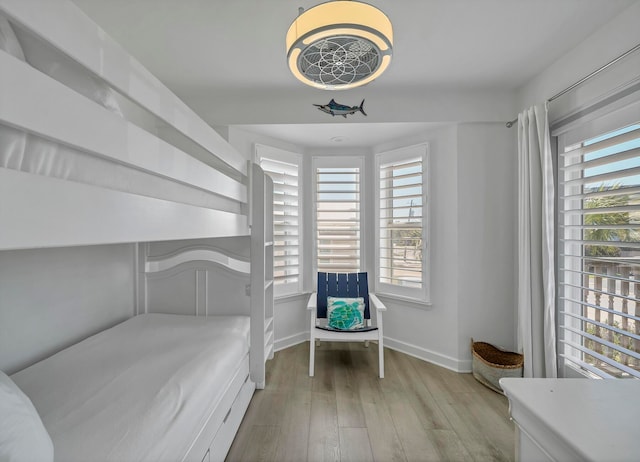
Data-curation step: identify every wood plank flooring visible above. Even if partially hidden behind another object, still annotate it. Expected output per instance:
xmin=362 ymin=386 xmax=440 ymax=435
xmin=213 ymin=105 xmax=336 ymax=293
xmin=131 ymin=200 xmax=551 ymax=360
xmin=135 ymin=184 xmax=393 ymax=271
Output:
xmin=226 ymin=342 xmax=514 ymax=462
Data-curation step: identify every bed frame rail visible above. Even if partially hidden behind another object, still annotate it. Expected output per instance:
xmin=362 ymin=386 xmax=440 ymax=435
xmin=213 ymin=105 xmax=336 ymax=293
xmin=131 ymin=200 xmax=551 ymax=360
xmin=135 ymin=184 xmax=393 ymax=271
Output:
xmin=0 ymin=0 xmax=246 ymax=176
xmin=0 ymin=169 xmax=247 ymax=250
xmin=0 ymin=52 xmax=246 ymax=205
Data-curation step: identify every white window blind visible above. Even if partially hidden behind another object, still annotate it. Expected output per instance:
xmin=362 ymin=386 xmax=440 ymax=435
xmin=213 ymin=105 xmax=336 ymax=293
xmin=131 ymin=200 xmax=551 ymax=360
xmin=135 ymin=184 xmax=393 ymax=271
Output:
xmin=258 ymin=147 xmax=301 ymax=295
xmin=315 ymin=165 xmax=361 ymax=273
xmin=379 ymin=157 xmax=423 ymax=287
xmin=376 ymin=145 xmax=428 ymax=300
xmin=558 ymin=122 xmax=640 ymax=378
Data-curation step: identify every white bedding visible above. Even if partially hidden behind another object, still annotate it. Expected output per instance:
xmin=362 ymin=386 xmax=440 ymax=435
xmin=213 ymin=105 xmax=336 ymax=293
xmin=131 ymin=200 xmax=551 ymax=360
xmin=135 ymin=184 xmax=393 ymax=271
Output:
xmin=0 ymin=123 xmax=241 ymax=213
xmin=10 ymin=314 xmax=250 ymax=462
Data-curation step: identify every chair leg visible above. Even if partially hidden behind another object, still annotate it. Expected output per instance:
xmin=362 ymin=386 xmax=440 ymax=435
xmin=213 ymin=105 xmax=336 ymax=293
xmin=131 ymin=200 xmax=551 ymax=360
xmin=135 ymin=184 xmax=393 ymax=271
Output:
xmin=309 ymin=335 xmax=315 ymax=377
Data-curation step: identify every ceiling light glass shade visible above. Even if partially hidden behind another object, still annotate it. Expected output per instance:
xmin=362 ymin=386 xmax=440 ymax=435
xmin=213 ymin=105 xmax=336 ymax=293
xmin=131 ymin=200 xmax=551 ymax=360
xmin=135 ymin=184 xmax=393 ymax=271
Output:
xmin=286 ymin=1 xmax=393 ymax=90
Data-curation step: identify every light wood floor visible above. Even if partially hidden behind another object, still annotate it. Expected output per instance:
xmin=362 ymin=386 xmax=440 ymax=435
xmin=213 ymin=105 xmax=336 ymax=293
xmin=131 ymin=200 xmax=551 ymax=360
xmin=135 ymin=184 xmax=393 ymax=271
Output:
xmin=226 ymin=342 xmax=514 ymax=462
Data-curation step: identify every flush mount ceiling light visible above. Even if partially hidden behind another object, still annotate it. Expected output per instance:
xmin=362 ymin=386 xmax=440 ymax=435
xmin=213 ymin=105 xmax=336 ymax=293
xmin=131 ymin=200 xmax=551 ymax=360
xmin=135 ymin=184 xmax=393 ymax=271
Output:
xmin=286 ymin=1 xmax=393 ymax=90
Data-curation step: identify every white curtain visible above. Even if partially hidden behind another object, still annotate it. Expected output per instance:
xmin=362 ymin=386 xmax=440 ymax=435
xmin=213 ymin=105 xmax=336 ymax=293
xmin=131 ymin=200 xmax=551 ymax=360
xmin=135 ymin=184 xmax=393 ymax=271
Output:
xmin=517 ymin=104 xmax=557 ymax=378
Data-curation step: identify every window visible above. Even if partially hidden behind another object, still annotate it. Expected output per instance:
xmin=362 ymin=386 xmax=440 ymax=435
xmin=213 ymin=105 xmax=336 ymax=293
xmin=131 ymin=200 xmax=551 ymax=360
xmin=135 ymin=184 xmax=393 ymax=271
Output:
xmin=257 ymin=145 xmax=301 ymax=296
xmin=314 ymin=158 xmax=362 ymax=273
xmin=376 ymin=144 xmax=429 ymax=301
xmin=558 ymin=122 xmax=640 ymax=378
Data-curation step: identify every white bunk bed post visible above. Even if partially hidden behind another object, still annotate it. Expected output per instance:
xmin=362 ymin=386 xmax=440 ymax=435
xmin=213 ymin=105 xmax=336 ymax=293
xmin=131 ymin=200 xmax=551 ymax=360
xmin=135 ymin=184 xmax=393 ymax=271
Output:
xmin=134 ymin=242 xmax=148 ymax=315
xmin=250 ymin=163 xmax=275 ymax=389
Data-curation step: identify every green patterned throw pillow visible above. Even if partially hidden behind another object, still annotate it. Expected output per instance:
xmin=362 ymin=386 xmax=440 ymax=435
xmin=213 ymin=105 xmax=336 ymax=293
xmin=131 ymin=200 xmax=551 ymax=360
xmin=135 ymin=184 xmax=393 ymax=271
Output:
xmin=327 ymin=296 xmax=365 ymax=330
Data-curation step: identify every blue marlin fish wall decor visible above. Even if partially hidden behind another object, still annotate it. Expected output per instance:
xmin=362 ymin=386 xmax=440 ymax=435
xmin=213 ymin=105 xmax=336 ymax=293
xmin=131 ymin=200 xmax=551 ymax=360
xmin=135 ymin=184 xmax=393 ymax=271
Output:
xmin=314 ymin=99 xmax=367 ymax=118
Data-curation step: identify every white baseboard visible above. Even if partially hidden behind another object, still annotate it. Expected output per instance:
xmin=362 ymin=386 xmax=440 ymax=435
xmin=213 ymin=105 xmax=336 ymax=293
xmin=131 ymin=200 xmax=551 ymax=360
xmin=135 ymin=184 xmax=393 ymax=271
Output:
xmin=457 ymin=359 xmax=473 ymax=373
xmin=384 ymin=337 xmax=472 ymax=373
xmin=275 ymin=331 xmax=472 ymax=373
xmin=274 ymin=331 xmax=308 ymax=352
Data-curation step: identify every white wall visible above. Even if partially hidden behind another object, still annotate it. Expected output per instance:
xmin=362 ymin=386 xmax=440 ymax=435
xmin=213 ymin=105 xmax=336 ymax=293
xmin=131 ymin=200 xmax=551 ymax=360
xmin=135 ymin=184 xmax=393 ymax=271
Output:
xmin=0 ymin=244 xmax=136 ymax=374
xmin=185 ymin=87 xmax=515 ymax=126
xmin=228 ymin=126 xmax=303 ymax=163
xmin=456 ymin=123 xmax=517 ymax=362
xmin=376 ymin=124 xmax=516 ymax=371
xmin=211 ymin=2 xmax=638 ymax=373
xmin=517 ymin=2 xmax=640 ymax=112
xmin=271 ymin=294 xmax=312 ymax=351
xmin=231 ymin=122 xmax=516 ymax=372
xmin=373 ymin=126 xmax=462 ymax=369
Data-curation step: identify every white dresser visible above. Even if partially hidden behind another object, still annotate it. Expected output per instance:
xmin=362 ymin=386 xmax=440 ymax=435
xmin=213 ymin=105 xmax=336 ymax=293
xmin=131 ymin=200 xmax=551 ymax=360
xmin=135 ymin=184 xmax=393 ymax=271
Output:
xmin=500 ymin=378 xmax=640 ymax=462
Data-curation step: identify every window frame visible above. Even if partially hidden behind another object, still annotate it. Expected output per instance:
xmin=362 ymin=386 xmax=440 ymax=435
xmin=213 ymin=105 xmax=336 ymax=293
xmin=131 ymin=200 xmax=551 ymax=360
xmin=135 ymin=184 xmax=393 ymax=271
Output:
xmin=256 ymin=144 xmax=303 ymax=298
xmin=555 ymin=101 xmax=640 ymax=379
xmin=375 ymin=144 xmax=430 ymax=302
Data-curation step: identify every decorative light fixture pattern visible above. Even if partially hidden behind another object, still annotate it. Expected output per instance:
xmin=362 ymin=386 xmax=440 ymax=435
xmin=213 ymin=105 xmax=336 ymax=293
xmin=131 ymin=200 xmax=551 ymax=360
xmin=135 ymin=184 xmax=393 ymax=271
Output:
xmin=286 ymin=1 xmax=393 ymax=90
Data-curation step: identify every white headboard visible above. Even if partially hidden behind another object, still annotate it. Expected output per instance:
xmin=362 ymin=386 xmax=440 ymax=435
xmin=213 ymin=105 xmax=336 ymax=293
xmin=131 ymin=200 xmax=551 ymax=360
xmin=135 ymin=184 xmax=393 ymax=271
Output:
xmin=139 ymin=238 xmax=251 ymax=317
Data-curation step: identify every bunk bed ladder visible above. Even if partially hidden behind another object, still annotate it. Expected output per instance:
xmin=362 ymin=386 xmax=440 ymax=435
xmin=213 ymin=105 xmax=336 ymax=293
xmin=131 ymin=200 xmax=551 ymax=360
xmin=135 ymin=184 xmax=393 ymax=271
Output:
xmin=250 ymin=163 xmax=275 ymax=389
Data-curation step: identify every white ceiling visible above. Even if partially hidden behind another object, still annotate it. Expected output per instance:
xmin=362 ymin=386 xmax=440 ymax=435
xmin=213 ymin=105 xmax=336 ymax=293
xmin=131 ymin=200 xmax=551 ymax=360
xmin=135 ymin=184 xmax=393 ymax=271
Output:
xmin=237 ymin=122 xmax=445 ymax=149
xmin=71 ymin=0 xmax=637 ymax=148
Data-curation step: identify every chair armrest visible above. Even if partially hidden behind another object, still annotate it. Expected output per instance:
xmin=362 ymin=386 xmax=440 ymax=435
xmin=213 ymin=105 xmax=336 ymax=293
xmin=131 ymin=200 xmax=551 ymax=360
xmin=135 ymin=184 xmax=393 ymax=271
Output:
xmin=307 ymin=293 xmax=317 ymax=310
xmin=369 ymin=293 xmax=387 ymax=311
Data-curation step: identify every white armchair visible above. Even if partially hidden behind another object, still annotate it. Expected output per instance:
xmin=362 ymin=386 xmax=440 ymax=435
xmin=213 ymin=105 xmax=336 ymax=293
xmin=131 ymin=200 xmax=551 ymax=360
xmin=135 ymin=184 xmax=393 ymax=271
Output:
xmin=307 ymin=272 xmax=387 ymax=378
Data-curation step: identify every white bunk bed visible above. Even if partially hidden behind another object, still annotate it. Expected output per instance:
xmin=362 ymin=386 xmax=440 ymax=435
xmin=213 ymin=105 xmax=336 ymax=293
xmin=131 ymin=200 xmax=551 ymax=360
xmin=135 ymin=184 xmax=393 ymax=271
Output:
xmin=0 ymin=0 xmax=273 ymax=461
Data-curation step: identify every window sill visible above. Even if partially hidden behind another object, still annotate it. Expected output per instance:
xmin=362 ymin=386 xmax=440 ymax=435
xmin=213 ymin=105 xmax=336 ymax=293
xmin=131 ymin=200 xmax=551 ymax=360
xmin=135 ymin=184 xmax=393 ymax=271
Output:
xmin=374 ymin=292 xmax=433 ymax=310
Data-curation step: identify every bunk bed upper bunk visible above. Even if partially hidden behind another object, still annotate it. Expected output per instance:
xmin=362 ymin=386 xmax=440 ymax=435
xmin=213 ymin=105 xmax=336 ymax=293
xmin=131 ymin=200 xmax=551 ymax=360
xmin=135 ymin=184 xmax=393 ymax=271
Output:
xmin=0 ymin=0 xmax=249 ymax=250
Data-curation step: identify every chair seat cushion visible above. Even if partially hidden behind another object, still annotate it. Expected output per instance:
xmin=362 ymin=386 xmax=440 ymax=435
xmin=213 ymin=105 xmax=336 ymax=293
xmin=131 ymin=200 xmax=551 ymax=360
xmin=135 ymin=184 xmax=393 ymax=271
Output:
xmin=316 ymin=323 xmax=378 ymax=333
xmin=327 ymin=297 xmax=365 ymax=330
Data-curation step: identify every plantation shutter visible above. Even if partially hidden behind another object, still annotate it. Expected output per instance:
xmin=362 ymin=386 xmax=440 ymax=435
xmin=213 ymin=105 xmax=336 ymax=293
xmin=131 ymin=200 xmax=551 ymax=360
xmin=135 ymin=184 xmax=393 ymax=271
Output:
xmin=379 ymin=157 xmax=424 ymax=288
xmin=558 ymin=123 xmax=640 ymax=378
xmin=316 ymin=166 xmax=361 ymax=273
xmin=259 ymin=155 xmax=300 ymax=293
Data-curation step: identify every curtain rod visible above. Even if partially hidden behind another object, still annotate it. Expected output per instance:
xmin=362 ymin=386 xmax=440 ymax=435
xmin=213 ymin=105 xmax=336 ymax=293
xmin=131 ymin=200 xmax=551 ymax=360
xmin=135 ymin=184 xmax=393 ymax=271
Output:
xmin=505 ymin=42 xmax=640 ymax=128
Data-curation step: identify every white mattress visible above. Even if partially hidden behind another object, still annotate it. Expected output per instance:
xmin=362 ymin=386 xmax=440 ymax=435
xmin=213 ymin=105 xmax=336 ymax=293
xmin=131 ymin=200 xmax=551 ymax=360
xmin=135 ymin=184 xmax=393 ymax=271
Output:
xmin=10 ymin=313 xmax=250 ymax=462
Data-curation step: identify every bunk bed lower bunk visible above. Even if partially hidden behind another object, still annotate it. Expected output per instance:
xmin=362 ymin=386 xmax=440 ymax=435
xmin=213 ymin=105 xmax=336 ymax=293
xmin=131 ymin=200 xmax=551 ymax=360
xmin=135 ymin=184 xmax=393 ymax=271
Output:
xmin=0 ymin=1 xmax=274 ymax=461
xmin=8 ymin=314 xmax=253 ymax=462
